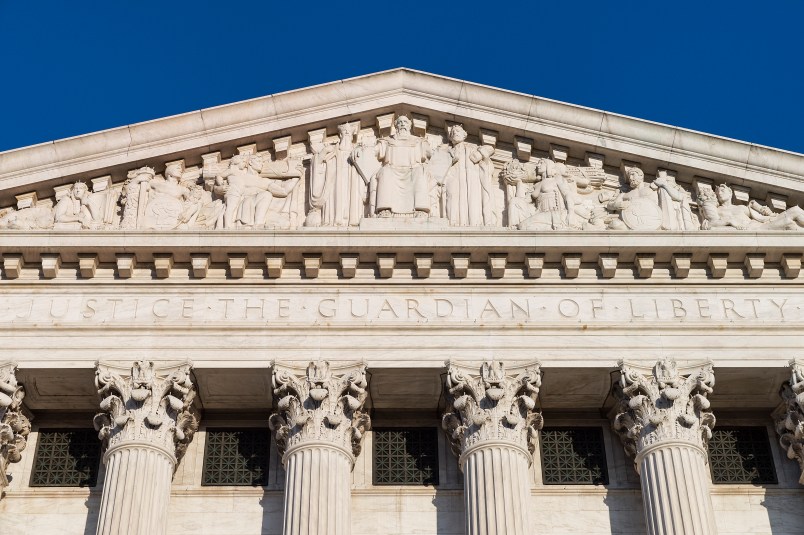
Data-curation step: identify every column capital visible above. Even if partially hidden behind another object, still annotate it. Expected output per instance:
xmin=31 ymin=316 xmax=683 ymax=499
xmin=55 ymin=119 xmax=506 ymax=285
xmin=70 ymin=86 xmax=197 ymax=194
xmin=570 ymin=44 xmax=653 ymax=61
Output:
xmin=0 ymin=362 xmax=31 ymax=491
xmin=613 ymin=357 xmax=715 ymax=464
xmin=774 ymin=359 xmax=804 ymax=484
xmin=442 ymin=360 xmax=542 ymax=464
xmin=93 ymin=360 xmax=198 ymax=463
xmin=268 ymin=361 xmax=370 ymax=463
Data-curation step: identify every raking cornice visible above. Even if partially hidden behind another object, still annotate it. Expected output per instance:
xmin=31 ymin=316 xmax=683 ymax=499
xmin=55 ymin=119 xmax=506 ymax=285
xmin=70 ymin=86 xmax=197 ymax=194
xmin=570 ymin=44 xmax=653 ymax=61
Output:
xmin=1 ymin=68 xmax=803 ymax=198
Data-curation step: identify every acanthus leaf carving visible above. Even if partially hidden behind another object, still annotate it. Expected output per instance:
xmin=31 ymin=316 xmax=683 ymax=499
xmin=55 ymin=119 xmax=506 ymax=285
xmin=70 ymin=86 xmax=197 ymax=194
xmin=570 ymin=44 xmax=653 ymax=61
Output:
xmin=93 ymin=360 xmax=198 ymax=463
xmin=0 ymin=363 xmax=31 ymax=492
xmin=774 ymin=360 xmax=804 ymax=484
xmin=269 ymin=361 xmax=370 ymax=462
xmin=613 ymin=358 xmax=715 ymax=465
xmin=442 ymin=360 xmax=542 ymax=463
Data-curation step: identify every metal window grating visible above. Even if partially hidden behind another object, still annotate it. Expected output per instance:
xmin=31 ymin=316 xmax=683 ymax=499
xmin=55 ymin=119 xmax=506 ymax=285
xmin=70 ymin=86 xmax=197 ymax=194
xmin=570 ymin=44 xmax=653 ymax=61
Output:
xmin=541 ymin=427 xmax=609 ymax=485
xmin=373 ymin=428 xmax=439 ymax=486
xmin=708 ymin=427 xmax=777 ymax=484
xmin=202 ymin=428 xmax=270 ymax=486
xmin=30 ymin=429 xmax=101 ymax=487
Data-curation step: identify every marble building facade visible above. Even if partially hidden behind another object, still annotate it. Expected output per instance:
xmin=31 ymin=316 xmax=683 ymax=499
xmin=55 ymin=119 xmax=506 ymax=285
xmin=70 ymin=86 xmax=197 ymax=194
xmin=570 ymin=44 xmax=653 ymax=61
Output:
xmin=0 ymin=69 xmax=803 ymax=534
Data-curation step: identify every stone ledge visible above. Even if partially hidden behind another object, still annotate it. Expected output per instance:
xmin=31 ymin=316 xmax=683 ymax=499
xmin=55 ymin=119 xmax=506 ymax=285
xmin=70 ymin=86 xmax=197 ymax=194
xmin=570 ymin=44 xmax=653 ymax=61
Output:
xmin=0 ymin=231 xmax=801 ymax=282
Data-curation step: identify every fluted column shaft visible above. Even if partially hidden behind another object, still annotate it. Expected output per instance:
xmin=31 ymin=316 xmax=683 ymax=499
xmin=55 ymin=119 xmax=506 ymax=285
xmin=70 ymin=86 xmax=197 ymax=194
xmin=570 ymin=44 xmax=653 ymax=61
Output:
xmin=282 ymin=443 xmax=353 ymax=535
xmin=270 ymin=361 xmax=370 ymax=535
xmin=93 ymin=360 xmax=197 ymax=535
xmin=614 ymin=359 xmax=717 ymax=535
xmin=97 ymin=444 xmax=174 ymax=535
xmin=638 ymin=443 xmax=717 ymax=535
xmin=461 ymin=443 xmax=531 ymax=535
xmin=442 ymin=361 xmax=542 ymax=535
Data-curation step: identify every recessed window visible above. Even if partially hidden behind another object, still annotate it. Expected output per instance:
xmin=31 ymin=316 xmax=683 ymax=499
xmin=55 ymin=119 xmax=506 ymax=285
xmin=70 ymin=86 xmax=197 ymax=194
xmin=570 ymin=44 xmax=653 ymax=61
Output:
xmin=30 ymin=429 xmax=101 ymax=487
xmin=373 ymin=428 xmax=439 ymax=486
xmin=541 ymin=427 xmax=609 ymax=485
xmin=708 ymin=427 xmax=777 ymax=484
xmin=202 ymin=428 xmax=270 ymax=486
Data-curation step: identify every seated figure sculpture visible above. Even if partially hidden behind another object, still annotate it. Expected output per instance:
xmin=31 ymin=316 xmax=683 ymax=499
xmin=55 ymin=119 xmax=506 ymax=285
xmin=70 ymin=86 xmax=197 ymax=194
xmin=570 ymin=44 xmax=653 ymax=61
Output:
xmin=54 ymin=182 xmax=103 ymax=229
xmin=215 ymin=153 xmax=303 ymax=229
xmin=373 ymin=115 xmax=432 ymax=218
xmin=602 ymin=168 xmax=663 ymax=230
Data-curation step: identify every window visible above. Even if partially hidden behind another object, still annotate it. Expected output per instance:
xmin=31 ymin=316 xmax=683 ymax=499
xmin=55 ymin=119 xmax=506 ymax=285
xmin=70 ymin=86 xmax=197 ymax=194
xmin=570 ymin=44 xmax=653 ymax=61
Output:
xmin=373 ymin=428 xmax=439 ymax=486
xmin=30 ymin=429 xmax=101 ymax=487
xmin=202 ymin=428 xmax=270 ymax=486
xmin=541 ymin=427 xmax=609 ymax=485
xmin=708 ymin=427 xmax=777 ymax=484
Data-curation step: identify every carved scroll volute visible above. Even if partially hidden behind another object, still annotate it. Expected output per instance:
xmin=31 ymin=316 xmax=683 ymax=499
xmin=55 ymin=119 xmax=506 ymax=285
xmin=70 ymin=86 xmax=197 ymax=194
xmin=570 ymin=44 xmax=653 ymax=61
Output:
xmin=0 ymin=363 xmax=31 ymax=490
xmin=93 ymin=360 xmax=198 ymax=463
xmin=442 ymin=361 xmax=542 ymax=463
xmin=774 ymin=360 xmax=804 ymax=484
xmin=613 ymin=358 xmax=715 ymax=465
xmin=269 ymin=361 xmax=370 ymax=463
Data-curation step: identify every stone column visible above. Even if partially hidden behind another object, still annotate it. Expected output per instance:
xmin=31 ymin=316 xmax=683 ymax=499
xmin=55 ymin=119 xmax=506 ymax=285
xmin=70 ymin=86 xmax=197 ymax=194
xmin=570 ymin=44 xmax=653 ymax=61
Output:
xmin=613 ymin=358 xmax=717 ymax=535
xmin=0 ymin=363 xmax=31 ymax=496
xmin=442 ymin=361 xmax=542 ymax=535
xmin=269 ymin=361 xmax=370 ymax=535
xmin=773 ymin=359 xmax=804 ymax=484
xmin=93 ymin=361 xmax=198 ymax=535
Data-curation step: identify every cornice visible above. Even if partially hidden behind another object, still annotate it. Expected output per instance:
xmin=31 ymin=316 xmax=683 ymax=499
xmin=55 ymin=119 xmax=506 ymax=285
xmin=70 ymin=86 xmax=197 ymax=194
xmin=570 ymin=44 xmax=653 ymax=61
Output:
xmin=1 ymin=68 xmax=802 ymax=197
xmin=0 ymin=230 xmax=801 ymax=282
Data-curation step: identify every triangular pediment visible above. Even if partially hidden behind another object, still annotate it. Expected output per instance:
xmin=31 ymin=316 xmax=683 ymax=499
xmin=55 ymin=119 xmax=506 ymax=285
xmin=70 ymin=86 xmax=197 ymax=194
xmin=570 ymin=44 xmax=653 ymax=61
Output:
xmin=1 ymin=68 xmax=803 ymax=233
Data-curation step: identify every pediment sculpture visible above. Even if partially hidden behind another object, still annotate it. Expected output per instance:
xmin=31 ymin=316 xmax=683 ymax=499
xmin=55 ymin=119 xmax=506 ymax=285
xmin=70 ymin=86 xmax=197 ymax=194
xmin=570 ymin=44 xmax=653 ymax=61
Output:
xmin=2 ymin=112 xmax=804 ymax=233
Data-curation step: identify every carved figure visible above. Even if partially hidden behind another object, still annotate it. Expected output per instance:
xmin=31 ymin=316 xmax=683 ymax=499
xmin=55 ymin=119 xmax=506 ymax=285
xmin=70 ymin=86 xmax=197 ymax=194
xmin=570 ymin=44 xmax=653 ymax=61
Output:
xmin=54 ymin=182 xmax=106 ymax=229
xmin=518 ymin=159 xmax=577 ymax=230
xmin=0 ymin=364 xmax=30 ymax=493
xmin=216 ymin=153 xmax=303 ymax=229
xmin=180 ymin=179 xmax=224 ymax=229
xmin=307 ymin=123 xmax=366 ymax=227
xmin=120 ymin=166 xmax=192 ymax=230
xmin=653 ymin=170 xmax=697 ymax=230
xmin=443 ymin=125 xmax=496 ymax=226
xmin=700 ymin=183 xmax=804 ymax=230
xmin=373 ymin=116 xmax=432 ymax=218
xmin=502 ymin=160 xmax=538 ymax=228
xmin=603 ymin=168 xmax=663 ymax=230
xmin=0 ymin=205 xmax=54 ymax=230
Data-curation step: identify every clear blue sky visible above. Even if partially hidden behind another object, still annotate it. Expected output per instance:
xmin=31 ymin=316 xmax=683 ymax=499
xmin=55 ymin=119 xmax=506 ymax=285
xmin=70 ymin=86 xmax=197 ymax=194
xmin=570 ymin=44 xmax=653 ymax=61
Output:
xmin=1 ymin=1 xmax=802 ymax=154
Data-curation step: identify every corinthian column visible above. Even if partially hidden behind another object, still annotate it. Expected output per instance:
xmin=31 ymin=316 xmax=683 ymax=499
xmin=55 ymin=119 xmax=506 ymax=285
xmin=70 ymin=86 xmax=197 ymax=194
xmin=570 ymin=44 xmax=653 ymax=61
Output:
xmin=774 ymin=360 xmax=804 ymax=484
xmin=442 ymin=361 xmax=542 ymax=535
xmin=93 ymin=361 xmax=198 ymax=535
xmin=613 ymin=358 xmax=717 ymax=535
xmin=269 ymin=361 xmax=369 ymax=535
xmin=1 ymin=363 xmax=31 ymax=496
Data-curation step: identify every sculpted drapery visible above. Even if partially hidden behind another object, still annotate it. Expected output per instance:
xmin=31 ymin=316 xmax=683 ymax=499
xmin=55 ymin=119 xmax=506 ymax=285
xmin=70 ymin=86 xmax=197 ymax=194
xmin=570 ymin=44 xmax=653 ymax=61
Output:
xmin=3 ymin=111 xmax=804 ymax=233
xmin=373 ymin=115 xmax=432 ymax=217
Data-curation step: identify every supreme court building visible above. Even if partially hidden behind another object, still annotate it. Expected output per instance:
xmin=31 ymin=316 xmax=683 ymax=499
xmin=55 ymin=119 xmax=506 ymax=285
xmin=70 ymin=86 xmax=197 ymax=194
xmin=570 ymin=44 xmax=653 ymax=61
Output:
xmin=1 ymin=69 xmax=804 ymax=535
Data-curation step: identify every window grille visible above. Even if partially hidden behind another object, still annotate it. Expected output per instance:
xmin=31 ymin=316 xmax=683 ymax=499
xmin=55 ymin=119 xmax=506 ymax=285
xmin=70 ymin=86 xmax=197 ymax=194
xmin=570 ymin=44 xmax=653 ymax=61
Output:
xmin=373 ymin=428 xmax=439 ymax=486
xmin=202 ymin=428 xmax=270 ymax=486
xmin=30 ymin=429 xmax=101 ymax=487
xmin=540 ymin=427 xmax=609 ymax=485
xmin=708 ymin=427 xmax=777 ymax=484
